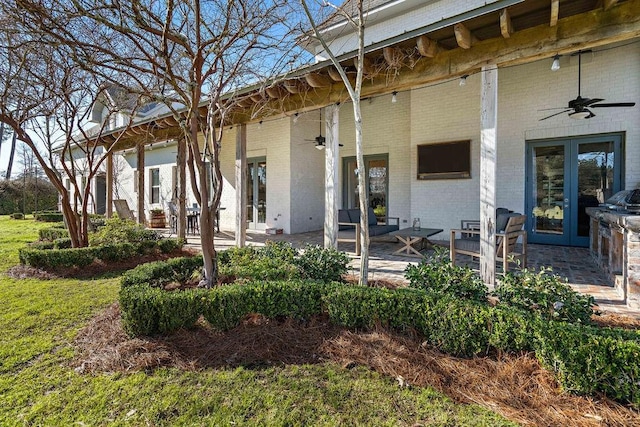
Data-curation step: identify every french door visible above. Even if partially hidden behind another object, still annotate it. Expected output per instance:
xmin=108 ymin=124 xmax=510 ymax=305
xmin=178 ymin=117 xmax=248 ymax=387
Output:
xmin=343 ymin=154 xmax=388 ymax=220
xmin=247 ymin=157 xmax=266 ymax=230
xmin=525 ymin=134 xmax=623 ymax=246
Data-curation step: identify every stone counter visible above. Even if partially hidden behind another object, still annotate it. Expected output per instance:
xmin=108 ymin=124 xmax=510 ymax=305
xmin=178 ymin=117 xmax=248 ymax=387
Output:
xmin=586 ymin=207 xmax=640 ymax=309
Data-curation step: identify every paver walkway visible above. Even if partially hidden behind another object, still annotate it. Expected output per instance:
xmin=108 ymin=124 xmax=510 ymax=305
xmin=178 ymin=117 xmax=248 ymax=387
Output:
xmin=175 ymin=228 xmax=639 ymax=318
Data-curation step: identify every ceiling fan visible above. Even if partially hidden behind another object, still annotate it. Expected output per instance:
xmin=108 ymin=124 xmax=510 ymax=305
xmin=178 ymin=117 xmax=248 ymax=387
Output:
xmin=305 ymin=111 xmax=343 ymax=150
xmin=539 ymin=51 xmax=636 ymax=121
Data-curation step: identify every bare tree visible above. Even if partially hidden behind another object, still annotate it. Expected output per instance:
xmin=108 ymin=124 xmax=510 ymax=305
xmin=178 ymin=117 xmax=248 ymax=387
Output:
xmin=301 ymin=0 xmax=370 ymax=285
xmin=0 ymin=24 xmax=141 ymax=246
xmin=27 ymin=0 xmax=295 ymax=286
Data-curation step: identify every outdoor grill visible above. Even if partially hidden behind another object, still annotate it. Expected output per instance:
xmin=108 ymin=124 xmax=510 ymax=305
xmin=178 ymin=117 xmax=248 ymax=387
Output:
xmin=621 ymin=189 xmax=640 ymax=214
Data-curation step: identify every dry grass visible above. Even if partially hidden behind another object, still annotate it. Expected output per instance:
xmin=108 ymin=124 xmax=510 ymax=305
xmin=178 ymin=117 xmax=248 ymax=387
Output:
xmin=73 ymin=304 xmax=640 ymax=427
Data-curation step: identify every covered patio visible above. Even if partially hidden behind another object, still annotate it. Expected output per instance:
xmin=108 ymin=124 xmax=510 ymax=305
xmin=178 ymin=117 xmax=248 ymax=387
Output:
xmin=173 ymin=228 xmax=640 ymax=318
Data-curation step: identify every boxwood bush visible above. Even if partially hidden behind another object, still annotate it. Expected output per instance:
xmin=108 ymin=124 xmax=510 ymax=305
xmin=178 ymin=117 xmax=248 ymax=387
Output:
xmin=34 ymin=211 xmax=64 ymax=222
xmin=119 ymin=276 xmax=640 ymax=407
xmin=39 ymin=227 xmax=69 ymax=241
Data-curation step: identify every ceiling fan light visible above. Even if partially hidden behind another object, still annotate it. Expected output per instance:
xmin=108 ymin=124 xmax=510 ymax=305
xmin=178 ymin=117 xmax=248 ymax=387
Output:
xmin=569 ymin=110 xmax=591 ymax=119
xmin=551 ymin=55 xmax=561 ymax=71
xmin=315 ymin=143 xmax=325 ymax=150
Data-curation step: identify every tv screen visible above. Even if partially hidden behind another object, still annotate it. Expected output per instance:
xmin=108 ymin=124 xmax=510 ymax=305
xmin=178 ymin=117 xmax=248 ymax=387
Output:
xmin=417 ymin=140 xmax=471 ymax=180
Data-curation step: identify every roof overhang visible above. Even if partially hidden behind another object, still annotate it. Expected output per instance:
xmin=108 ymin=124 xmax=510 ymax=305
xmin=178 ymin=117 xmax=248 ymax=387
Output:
xmin=95 ymin=0 xmax=639 ymax=151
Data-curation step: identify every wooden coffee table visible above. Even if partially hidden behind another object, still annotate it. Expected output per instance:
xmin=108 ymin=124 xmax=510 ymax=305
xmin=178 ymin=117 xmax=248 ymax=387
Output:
xmin=389 ymin=227 xmax=443 ymax=257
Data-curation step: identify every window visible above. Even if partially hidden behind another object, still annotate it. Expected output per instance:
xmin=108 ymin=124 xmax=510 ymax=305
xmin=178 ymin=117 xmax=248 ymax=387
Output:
xmin=150 ymin=168 xmax=160 ymax=203
xmin=417 ymin=140 xmax=471 ymax=180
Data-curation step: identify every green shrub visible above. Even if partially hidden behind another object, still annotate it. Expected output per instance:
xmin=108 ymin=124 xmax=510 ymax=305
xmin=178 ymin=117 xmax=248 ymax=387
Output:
xmin=119 ymin=285 xmax=204 ymax=336
xmin=534 ymin=321 xmax=640 ymax=407
xmin=219 ymin=245 xmax=300 ymax=281
xmin=424 ymin=298 xmax=492 ymax=357
xmin=157 ymin=238 xmax=183 ymax=253
xmin=120 ymin=255 xmax=204 ymax=288
xmin=96 ymin=243 xmax=137 ymax=262
xmin=405 ymin=249 xmax=488 ymax=302
xmin=89 ymin=217 xmax=159 ymax=246
xmin=29 ymin=241 xmax=55 ymax=250
xmin=53 ymin=238 xmax=72 ymax=249
xmin=200 ymin=285 xmax=253 ymax=331
xmin=39 ymin=227 xmax=69 ymax=241
xmin=295 ymin=244 xmax=349 ymax=282
xmin=324 ymin=285 xmax=430 ymax=333
xmin=19 ymin=247 xmax=97 ymax=269
xmin=260 ymin=240 xmax=298 ymax=263
xmin=494 ymin=268 xmax=596 ymax=324
xmin=11 ymin=212 xmax=24 ymax=220
xmin=34 ymin=211 xmax=63 ymax=222
xmin=247 ymin=280 xmax=330 ymax=320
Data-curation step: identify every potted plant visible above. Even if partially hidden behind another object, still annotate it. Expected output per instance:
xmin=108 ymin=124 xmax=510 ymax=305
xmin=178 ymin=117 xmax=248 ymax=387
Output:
xmin=148 ymin=208 xmax=166 ymax=228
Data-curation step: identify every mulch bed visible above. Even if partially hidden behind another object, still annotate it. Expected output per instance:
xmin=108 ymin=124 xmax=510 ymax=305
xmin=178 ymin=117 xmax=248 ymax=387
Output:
xmin=72 ymin=303 xmax=640 ymax=427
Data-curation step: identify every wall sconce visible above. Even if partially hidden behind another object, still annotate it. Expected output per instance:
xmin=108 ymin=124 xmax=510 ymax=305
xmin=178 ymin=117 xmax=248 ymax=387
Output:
xmin=391 ymin=91 xmax=397 ymax=103
xmin=551 ymin=55 xmax=561 ymax=71
xmin=459 ymin=75 xmax=468 ymax=86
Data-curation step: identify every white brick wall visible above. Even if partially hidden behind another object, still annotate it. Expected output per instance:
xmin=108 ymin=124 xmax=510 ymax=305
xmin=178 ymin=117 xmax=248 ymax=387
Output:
xmin=108 ymin=43 xmax=639 ymax=244
xmin=338 ymin=91 xmax=412 ymax=226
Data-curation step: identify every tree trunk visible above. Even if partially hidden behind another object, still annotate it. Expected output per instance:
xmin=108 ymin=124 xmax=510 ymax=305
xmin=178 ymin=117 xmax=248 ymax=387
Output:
xmin=353 ymin=102 xmax=369 ymax=284
xmin=5 ymin=131 xmax=17 ymax=180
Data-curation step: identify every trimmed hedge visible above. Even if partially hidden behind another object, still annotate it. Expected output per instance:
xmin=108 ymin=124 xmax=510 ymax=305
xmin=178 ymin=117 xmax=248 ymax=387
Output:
xmin=119 ymin=279 xmax=640 ymax=407
xmin=534 ymin=322 xmax=640 ymax=405
xmin=19 ymin=238 xmax=183 ymax=269
xmin=39 ymin=227 xmax=68 ymax=241
xmin=34 ymin=211 xmax=64 ymax=222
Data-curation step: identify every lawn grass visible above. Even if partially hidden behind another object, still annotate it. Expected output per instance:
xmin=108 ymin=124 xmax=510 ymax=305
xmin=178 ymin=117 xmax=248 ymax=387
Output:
xmin=0 ymin=215 xmax=515 ymax=426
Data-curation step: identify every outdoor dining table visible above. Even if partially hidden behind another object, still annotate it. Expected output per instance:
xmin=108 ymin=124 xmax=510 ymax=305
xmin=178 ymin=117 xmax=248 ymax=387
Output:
xmin=389 ymin=227 xmax=443 ymax=257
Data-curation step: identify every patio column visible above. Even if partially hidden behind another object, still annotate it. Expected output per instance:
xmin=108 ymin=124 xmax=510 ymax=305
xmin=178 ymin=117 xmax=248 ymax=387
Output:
xmin=177 ymin=136 xmax=187 ymax=240
xmin=105 ymin=151 xmax=113 ymax=219
xmin=324 ymin=104 xmax=340 ymax=249
xmin=235 ymin=123 xmax=247 ymax=247
xmin=480 ymin=64 xmax=498 ymax=285
xmin=136 ymin=141 xmax=145 ymax=225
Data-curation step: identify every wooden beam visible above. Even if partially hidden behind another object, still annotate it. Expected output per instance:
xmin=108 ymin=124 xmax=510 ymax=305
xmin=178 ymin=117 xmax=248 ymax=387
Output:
xmin=604 ymin=0 xmax=618 ymax=12
xmin=480 ymin=64 xmax=498 ymax=286
xmin=383 ymin=47 xmax=402 ymax=66
xmin=324 ymin=105 xmax=339 ymax=249
xmin=454 ymin=23 xmax=479 ymax=49
xmin=416 ymin=35 xmax=439 ymax=57
xmin=550 ymin=0 xmax=559 ymax=26
xmin=500 ymin=8 xmax=514 ymax=38
xmin=235 ymin=123 xmax=247 ymax=248
xmin=305 ymin=72 xmax=331 ymax=88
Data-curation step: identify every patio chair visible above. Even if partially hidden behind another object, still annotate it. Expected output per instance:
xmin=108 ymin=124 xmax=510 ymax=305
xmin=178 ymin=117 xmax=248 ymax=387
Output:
xmin=167 ymin=201 xmax=178 ymax=234
xmin=450 ymin=214 xmax=527 ymax=272
xmin=113 ymin=199 xmax=135 ymax=221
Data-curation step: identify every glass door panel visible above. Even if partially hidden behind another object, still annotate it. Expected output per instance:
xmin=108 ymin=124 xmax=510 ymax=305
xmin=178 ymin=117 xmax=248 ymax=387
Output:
xmin=531 ymin=144 xmax=566 ymax=240
xmin=577 ymin=142 xmax=614 ymax=238
xmin=257 ymin=161 xmax=267 ymax=224
xmin=246 ymin=158 xmax=266 ymax=229
xmin=526 ymin=134 xmax=622 ymax=247
xmin=343 ymin=155 xmax=388 ymax=220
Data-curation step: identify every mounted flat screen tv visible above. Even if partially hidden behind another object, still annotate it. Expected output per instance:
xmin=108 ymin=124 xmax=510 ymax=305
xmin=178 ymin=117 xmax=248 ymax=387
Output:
xmin=417 ymin=140 xmax=471 ymax=180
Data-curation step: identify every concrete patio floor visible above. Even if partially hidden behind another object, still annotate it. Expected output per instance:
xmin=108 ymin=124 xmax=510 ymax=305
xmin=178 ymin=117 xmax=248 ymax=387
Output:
xmin=174 ymin=228 xmax=639 ymax=318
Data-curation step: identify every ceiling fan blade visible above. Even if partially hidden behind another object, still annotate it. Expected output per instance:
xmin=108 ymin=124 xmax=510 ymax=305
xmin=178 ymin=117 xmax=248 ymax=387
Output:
xmin=538 ymin=106 xmax=570 ymax=111
xmin=539 ymin=109 xmax=572 ymax=121
xmin=591 ymin=102 xmax=636 ymax=108
xmin=582 ymin=98 xmax=604 ymax=106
